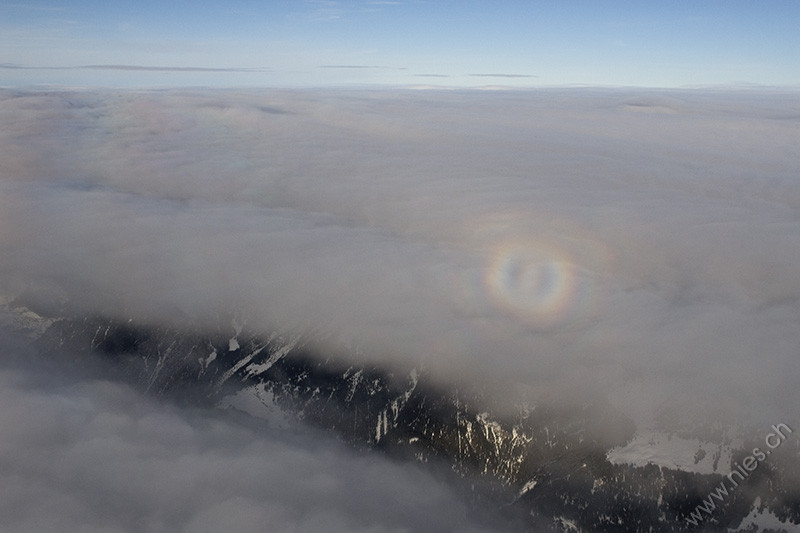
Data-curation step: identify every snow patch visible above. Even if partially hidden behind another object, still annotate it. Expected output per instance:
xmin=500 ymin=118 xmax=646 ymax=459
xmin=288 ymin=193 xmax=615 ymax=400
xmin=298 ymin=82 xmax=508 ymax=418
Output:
xmin=244 ymin=337 xmax=298 ymax=378
xmin=730 ymin=497 xmax=800 ymax=532
xmin=218 ymin=383 xmax=290 ymax=428
xmin=518 ymin=478 xmax=537 ymax=498
xmin=607 ymin=430 xmax=734 ymax=475
xmin=198 ymin=347 xmax=217 ymax=373
xmin=228 ymin=317 xmax=243 ymax=351
xmin=375 ymin=409 xmax=389 ymax=443
xmin=0 ymin=298 xmax=56 ymax=338
xmin=554 ymin=516 xmax=580 ymax=532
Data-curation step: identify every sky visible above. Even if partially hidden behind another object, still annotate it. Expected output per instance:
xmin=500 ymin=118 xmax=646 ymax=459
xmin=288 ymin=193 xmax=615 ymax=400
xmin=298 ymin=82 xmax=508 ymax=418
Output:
xmin=2 ymin=0 xmax=800 ymax=88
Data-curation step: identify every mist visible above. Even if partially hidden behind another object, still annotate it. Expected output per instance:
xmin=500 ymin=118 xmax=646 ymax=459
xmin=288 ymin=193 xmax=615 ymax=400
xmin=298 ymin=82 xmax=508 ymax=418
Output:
xmin=0 ymin=323 xmax=504 ymax=533
xmin=1 ymin=87 xmax=799 ymax=528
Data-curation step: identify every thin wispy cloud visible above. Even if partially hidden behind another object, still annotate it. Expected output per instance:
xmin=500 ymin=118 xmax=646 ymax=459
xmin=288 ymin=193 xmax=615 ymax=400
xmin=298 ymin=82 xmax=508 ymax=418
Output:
xmin=304 ymin=0 xmax=344 ymax=21
xmin=0 ymin=64 xmax=270 ymax=73
xmin=3 ymin=3 xmax=67 ymax=12
xmin=469 ymin=73 xmax=538 ymax=78
xmin=83 ymin=65 xmax=270 ymax=73
xmin=319 ymin=65 xmax=407 ymax=70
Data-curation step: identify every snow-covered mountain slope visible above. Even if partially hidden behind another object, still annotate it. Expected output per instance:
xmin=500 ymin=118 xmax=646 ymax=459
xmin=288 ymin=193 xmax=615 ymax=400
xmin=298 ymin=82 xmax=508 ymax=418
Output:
xmin=4 ymin=299 xmax=797 ymax=532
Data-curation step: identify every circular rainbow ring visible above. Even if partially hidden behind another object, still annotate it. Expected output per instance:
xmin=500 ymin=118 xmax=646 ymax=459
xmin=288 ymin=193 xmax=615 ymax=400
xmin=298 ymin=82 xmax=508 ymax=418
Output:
xmin=485 ymin=240 xmax=581 ymax=329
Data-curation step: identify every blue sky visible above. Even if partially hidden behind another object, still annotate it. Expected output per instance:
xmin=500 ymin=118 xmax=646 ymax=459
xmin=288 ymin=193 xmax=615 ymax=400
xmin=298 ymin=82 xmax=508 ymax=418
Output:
xmin=2 ymin=0 xmax=799 ymax=88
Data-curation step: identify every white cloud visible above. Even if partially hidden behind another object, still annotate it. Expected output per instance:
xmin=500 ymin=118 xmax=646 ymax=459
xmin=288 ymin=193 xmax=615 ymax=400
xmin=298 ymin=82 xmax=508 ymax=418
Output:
xmin=1 ymin=87 xmax=799 ymax=430
xmin=0 ymin=327 xmax=493 ymax=532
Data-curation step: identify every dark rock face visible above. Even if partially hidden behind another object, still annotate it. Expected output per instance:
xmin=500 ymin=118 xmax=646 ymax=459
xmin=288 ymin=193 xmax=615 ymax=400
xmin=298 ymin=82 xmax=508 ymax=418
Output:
xmin=26 ymin=315 xmax=800 ymax=531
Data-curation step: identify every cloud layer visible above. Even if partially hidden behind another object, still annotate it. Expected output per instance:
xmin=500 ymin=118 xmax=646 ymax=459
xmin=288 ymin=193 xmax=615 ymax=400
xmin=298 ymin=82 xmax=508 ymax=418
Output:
xmin=2 ymin=87 xmax=799 ymax=429
xmin=0 ymin=325 xmax=496 ymax=532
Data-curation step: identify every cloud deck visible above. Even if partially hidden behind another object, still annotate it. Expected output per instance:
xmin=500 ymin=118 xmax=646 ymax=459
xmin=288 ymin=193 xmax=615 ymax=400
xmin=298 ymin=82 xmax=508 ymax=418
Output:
xmin=1 ymin=87 xmax=799 ymax=530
